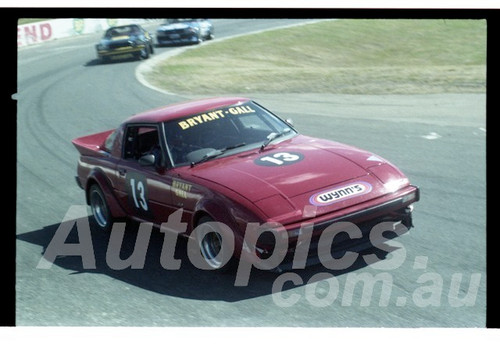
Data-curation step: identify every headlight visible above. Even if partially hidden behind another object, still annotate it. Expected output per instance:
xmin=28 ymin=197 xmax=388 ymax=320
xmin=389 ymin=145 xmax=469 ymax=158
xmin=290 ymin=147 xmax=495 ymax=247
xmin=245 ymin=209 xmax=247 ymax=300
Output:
xmin=402 ymin=192 xmax=417 ymax=203
xmin=368 ymin=164 xmax=408 ymax=193
xmin=402 ymin=188 xmax=420 ymax=203
xmin=384 ymin=178 xmax=408 ymax=193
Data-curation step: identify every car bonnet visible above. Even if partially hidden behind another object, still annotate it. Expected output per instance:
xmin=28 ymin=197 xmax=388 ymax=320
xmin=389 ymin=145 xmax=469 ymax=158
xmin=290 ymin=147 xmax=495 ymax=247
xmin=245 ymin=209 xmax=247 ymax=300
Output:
xmin=187 ymin=135 xmax=405 ymax=220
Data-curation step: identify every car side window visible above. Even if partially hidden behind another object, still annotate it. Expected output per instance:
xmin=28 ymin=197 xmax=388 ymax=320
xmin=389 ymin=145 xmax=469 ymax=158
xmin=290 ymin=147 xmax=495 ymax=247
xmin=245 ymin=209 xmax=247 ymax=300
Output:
xmin=103 ymin=129 xmax=119 ymax=152
xmin=123 ymin=125 xmax=162 ymax=165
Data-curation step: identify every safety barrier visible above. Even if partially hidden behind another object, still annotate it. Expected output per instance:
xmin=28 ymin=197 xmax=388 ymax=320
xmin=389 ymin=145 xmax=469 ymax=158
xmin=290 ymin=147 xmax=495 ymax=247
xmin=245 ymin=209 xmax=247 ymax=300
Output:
xmin=17 ymin=18 xmax=158 ymax=47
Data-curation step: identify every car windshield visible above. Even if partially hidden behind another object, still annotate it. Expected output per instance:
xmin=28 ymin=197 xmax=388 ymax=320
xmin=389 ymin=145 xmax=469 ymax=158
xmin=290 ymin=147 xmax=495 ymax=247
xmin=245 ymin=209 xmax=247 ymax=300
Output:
xmin=163 ymin=101 xmax=296 ymax=166
xmin=165 ymin=18 xmax=197 ymax=24
xmin=104 ymin=26 xmax=139 ymax=38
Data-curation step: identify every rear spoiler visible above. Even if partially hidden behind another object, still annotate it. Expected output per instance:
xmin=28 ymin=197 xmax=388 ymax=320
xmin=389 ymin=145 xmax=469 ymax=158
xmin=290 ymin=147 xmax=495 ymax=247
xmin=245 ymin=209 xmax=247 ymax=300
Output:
xmin=72 ymin=129 xmax=115 ymax=156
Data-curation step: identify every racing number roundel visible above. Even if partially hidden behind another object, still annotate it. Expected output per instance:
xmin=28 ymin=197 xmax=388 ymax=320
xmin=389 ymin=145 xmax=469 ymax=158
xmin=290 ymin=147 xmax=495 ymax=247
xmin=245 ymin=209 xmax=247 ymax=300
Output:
xmin=255 ymin=152 xmax=304 ymax=167
xmin=126 ymin=172 xmax=151 ymax=217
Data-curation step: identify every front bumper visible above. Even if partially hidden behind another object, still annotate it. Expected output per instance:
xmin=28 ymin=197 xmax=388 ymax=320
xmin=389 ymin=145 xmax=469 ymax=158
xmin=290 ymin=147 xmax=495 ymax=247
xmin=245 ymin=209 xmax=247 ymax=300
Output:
xmin=97 ymin=45 xmax=145 ymax=58
xmin=255 ymin=185 xmax=420 ymax=271
xmin=157 ymin=33 xmax=199 ymax=45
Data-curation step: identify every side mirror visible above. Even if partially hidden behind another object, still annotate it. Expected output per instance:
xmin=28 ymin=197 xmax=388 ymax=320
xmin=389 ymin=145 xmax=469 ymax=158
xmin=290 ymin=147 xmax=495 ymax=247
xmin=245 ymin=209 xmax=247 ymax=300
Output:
xmin=138 ymin=153 xmax=156 ymax=167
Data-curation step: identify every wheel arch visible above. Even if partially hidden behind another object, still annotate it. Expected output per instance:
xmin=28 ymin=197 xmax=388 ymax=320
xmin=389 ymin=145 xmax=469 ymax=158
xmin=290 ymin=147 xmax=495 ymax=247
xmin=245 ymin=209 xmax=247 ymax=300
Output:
xmin=191 ymin=194 xmax=264 ymax=260
xmin=85 ymin=168 xmax=127 ymax=219
xmin=192 ymin=197 xmax=243 ymax=233
xmin=192 ymin=209 xmax=212 ymax=228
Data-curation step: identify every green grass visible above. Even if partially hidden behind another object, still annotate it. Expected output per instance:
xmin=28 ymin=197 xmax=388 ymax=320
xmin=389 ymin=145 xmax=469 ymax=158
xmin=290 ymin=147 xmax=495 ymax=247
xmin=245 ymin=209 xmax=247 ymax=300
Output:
xmin=147 ymin=19 xmax=486 ymax=95
xmin=18 ymin=19 xmax=52 ymax=25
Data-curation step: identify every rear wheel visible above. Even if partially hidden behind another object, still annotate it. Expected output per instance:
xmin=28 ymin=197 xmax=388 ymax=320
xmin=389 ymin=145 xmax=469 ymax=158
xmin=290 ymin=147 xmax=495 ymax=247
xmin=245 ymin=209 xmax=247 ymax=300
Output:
xmin=89 ymin=184 xmax=113 ymax=233
xmin=100 ymin=56 xmax=111 ymax=64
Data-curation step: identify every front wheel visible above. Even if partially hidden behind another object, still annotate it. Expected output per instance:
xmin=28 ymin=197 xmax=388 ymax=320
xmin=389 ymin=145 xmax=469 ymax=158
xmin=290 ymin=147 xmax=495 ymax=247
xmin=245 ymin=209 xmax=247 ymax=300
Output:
xmin=89 ymin=184 xmax=113 ymax=233
xmin=195 ymin=216 xmax=237 ymax=272
xmin=138 ymin=45 xmax=150 ymax=60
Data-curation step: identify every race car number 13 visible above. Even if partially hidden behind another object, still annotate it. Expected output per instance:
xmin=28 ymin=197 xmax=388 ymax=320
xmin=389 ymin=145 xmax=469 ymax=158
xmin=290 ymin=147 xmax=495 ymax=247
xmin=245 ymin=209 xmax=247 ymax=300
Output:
xmin=126 ymin=172 xmax=149 ymax=212
xmin=130 ymin=178 xmax=148 ymax=211
xmin=255 ymin=152 xmax=304 ymax=167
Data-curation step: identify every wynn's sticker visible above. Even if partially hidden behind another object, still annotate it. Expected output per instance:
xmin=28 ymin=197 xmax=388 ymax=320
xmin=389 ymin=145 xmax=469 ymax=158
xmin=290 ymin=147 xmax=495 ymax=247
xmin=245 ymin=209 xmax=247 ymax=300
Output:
xmin=309 ymin=182 xmax=372 ymax=206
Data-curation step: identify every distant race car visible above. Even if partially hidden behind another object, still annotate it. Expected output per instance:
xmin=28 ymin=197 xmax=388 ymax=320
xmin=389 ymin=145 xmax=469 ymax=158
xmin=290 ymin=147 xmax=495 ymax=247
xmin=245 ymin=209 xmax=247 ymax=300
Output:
xmin=72 ymin=97 xmax=419 ymax=271
xmin=156 ymin=18 xmax=214 ymax=46
xmin=96 ymin=24 xmax=154 ymax=62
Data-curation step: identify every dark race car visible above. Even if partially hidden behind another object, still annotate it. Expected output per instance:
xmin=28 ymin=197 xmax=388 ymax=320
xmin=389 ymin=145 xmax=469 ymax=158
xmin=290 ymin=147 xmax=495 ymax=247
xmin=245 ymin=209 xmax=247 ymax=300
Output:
xmin=156 ymin=18 xmax=214 ymax=46
xmin=72 ymin=97 xmax=419 ymax=272
xmin=96 ymin=24 xmax=154 ymax=62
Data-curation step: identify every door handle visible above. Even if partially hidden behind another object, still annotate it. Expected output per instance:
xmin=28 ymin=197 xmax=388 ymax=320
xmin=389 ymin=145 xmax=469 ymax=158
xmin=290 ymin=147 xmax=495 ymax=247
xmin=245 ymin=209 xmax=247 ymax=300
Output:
xmin=118 ymin=168 xmax=127 ymax=176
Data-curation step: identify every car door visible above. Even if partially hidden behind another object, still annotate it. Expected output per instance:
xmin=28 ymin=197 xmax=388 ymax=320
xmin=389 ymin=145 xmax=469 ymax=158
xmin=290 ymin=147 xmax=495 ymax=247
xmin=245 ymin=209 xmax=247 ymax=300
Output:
xmin=114 ymin=124 xmax=177 ymax=224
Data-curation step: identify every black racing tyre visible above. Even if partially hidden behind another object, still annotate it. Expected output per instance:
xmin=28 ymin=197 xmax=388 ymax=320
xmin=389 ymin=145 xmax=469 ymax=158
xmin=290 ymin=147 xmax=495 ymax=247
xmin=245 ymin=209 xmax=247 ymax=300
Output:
xmin=196 ymin=216 xmax=237 ymax=272
xmin=89 ymin=184 xmax=113 ymax=233
xmin=138 ymin=45 xmax=150 ymax=60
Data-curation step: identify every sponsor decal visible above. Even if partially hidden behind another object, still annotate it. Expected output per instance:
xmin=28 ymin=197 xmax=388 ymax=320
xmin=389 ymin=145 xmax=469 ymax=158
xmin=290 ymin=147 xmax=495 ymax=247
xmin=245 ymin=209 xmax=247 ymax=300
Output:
xmin=177 ymin=105 xmax=256 ymax=130
xmin=172 ymin=179 xmax=192 ymax=199
xmin=111 ymin=35 xmax=131 ymax=40
xmin=255 ymin=152 xmax=304 ymax=167
xmin=309 ymin=181 xmax=372 ymax=206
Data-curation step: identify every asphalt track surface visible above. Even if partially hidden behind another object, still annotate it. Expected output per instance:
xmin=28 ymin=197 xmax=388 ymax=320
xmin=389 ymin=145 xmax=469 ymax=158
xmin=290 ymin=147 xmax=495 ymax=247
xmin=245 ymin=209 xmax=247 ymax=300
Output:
xmin=16 ymin=19 xmax=486 ymax=327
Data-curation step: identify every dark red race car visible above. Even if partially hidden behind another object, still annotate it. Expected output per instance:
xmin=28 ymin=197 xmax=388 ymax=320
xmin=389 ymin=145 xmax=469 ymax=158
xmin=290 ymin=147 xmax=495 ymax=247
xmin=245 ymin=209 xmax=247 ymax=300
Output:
xmin=72 ymin=97 xmax=419 ymax=272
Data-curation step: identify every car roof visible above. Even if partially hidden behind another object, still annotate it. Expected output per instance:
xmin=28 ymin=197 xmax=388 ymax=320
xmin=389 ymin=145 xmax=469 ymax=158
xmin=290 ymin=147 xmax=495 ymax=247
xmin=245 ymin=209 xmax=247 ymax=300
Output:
xmin=125 ymin=97 xmax=251 ymax=124
xmin=109 ymin=24 xmax=140 ymax=30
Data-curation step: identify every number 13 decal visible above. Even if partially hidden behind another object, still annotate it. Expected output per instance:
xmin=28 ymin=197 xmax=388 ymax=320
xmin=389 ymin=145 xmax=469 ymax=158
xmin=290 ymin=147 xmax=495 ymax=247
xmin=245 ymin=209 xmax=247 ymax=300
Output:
xmin=130 ymin=178 xmax=148 ymax=211
xmin=255 ymin=151 xmax=304 ymax=167
xmin=126 ymin=172 xmax=149 ymax=213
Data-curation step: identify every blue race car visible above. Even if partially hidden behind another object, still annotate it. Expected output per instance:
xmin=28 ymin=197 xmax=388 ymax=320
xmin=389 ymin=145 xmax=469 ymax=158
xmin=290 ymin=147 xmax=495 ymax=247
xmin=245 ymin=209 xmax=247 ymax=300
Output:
xmin=156 ymin=19 xmax=214 ymax=46
xmin=96 ymin=24 xmax=154 ymax=62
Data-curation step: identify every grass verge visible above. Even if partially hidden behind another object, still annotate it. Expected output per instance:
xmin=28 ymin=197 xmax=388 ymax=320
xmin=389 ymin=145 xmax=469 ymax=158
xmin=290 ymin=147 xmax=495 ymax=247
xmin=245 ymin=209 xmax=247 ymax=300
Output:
xmin=18 ymin=19 xmax=52 ymax=25
xmin=146 ymin=19 xmax=486 ymax=95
